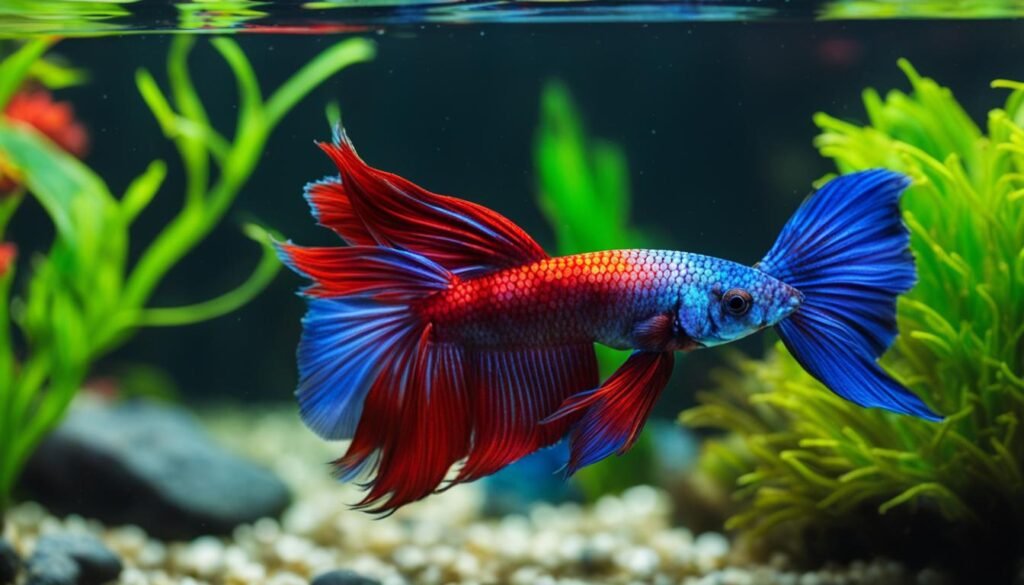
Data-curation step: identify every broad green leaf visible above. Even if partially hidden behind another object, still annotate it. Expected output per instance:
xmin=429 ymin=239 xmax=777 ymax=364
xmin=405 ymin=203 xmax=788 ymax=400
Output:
xmin=0 ymin=39 xmax=53 ymax=109
xmin=0 ymin=122 xmax=125 ymax=296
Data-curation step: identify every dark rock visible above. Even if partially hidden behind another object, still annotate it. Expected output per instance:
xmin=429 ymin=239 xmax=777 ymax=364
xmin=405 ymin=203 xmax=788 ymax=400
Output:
xmin=311 ymin=570 xmax=382 ymax=585
xmin=21 ymin=400 xmax=292 ymax=540
xmin=31 ymin=534 xmax=121 ymax=585
xmin=25 ymin=553 xmax=78 ymax=585
xmin=0 ymin=538 xmax=20 ymax=585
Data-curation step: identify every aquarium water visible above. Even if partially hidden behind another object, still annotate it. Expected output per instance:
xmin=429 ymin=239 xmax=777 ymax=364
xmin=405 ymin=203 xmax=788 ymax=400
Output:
xmin=0 ymin=2 xmax=1021 ymax=585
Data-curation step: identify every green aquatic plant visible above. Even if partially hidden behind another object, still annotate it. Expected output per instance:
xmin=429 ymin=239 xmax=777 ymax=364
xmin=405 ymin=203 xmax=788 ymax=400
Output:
xmin=681 ymin=60 xmax=1024 ymax=572
xmin=534 ymin=81 xmax=661 ymax=498
xmin=0 ymin=36 xmax=375 ymax=512
xmin=0 ymin=1 xmax=132 ymax=37
xmin=820 ymin=0 xmax=1024 ymax=19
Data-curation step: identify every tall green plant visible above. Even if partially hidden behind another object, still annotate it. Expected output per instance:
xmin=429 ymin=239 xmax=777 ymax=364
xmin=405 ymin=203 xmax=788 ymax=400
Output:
xmin=0 ymin=36 xmax=375 ymax=512
xmin=534 ymin=82 xmax=661 ymax=498
xmin=682 ymin=60 xmax=1024 ymax=571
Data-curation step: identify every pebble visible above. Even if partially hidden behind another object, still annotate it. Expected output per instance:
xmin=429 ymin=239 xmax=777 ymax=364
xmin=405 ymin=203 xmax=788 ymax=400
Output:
xmin=30 ymin=534 xmax=122 ymax=585
xmin=311 ymin=569 xmax=382 ymax=585
xmin=174 ymin=536 xmax=224 ymax=578
xmin=267 ymin=572 xmax=307 ymax=585
xmin=5 ymin=406 xmax=945 ymax=585
xmin=0 ymin=538 xmax=20 ymax=585
xmin=616 ymin=546 xmax=660 ymax=577
xmin=26 ymin=552 xmax=79 ymax=585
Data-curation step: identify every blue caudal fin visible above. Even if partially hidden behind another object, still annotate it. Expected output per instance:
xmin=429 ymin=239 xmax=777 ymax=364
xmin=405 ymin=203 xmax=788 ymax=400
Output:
xmin=759 ymin=169 xmax=941 ymax=421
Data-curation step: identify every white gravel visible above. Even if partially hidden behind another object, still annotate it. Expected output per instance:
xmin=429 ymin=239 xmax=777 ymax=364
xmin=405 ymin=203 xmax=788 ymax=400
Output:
xmin=0 ymin=406 xmax=951 ymax=585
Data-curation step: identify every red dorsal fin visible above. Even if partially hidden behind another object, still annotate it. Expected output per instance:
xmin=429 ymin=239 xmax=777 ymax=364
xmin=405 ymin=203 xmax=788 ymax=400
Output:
xmin=303 ymin=177 xmax=377 ymax=246
xmin=315 ymin=127 xmax=549 ymax=277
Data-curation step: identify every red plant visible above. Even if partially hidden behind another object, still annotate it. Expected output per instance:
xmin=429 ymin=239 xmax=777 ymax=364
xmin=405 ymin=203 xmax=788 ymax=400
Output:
xmin=5 ymin=88 xmax=88 ymax=157
xmin=0 ymin=87 xmax=88 ymax=195
xmin=0 ymin=243 xmax=16 ymax=276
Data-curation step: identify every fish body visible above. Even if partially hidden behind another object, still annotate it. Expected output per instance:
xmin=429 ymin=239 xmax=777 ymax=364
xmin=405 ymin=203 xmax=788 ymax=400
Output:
xmin=423 ymin=249 xmax=800 ymax=351
xmin=277 ymin=127 xmax=941 ymax=514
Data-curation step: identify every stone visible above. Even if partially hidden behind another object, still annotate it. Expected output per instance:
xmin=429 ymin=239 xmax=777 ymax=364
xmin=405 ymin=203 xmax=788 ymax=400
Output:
xmin=30 ymin=534 xmax=122 ymax=585
xmin=0 ymin=538 xmax=20 ymax=585
xmin=21 ymin=400 xmax=291 ymax=540
xmin=25 ymin=553 xmax=79 ymax=585
xmin=310 ymin=570 xmax=382 ymax=585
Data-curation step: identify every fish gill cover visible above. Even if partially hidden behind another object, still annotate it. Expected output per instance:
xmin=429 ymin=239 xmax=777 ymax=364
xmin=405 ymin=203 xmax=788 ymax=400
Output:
xmin=681 ymin=60 xmax=1024 ymax=578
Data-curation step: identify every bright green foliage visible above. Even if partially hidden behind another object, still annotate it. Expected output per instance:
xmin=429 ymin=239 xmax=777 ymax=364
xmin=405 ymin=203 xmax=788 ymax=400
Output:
xmin=535 ymin=81 xmax=656 ymax=378
xmin=682 ymin=60 xmax=1024 ymax=553
xmin=0 ymin=37 xmax=375 ymax=511
xmin=821 ymin=1 xmax=1024 ymax=19
xmin=534 ymin=81 xmax=660 ymax=498
xmin=0 ymin=1 xmax=132 ymax=37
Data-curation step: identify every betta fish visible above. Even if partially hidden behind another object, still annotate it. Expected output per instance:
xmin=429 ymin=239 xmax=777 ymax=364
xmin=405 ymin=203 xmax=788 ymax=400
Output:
xmin=276 ymin=127 xmax=941 ymax=514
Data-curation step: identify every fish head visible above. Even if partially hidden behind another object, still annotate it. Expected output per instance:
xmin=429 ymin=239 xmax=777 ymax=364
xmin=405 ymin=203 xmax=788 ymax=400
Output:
xmin=676 ymin=259 xmax=803 ymax=348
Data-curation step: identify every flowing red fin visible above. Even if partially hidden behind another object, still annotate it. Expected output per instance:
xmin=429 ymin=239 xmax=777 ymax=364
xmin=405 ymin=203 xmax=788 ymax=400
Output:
xmin=279 ymin=245 xmax=453 ymax=443
xmin=545 ymin=351 xmax=674 ymax=475
xmin=335 ymin=332 xmax=473 ymax=514
xmin=318 ymin=128 xmax=549 ymax=276
xmin=275 ymin=243 xmax=452 ymax=300
xmin=335 ymin=342 xmax=598 ymax=513
xmin=303 ymin=177 xmax=377 ymax=246
xmin=454 ymin=345 xmax=599 ymax=483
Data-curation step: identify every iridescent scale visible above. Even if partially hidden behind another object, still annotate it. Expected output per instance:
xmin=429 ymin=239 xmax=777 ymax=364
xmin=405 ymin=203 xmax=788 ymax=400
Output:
xmin=421 ymin=248 xmax=769 ymax=349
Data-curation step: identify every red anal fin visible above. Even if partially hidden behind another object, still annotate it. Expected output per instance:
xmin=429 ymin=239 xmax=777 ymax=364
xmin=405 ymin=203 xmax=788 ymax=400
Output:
xmin=454 ymin=344 xmax=599 ymax=483
xmin=335 ymin=336 xmax=473 ymax=515
xmin=318 ymin=128 xmax=549 ymax=276
xmin=335 ymin=340 xmax=600 ymax=514
xmin=544 ymin=351 xmax=674 ymax=475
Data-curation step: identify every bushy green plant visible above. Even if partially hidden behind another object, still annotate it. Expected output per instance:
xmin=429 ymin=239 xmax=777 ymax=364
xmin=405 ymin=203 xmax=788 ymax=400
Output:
xmin=681 ymin=60 xmax=1024 ymax=573
xmin=0 ymin=36 xmax=375 ymax=512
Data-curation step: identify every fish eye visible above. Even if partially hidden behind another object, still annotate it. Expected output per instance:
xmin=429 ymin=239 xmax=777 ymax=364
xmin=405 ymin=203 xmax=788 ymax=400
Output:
xmin=722 ymin=289 xmax=753 ymax=316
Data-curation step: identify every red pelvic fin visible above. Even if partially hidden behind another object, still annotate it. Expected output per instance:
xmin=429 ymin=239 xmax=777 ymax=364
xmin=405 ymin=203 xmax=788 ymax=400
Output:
xmin=543 ymin=351 xmax=674 ymax=475
xmin=317 ymin=127 xmax=549 ymax=276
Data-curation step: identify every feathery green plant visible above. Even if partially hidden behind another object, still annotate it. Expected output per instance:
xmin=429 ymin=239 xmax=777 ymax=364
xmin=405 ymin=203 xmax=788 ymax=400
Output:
xmin=0 ymin=36 xmax=375 ymax=512
xmin=534 ymin=81 xmax=661 ymax=498
xmin=682 ymin=60 xmax=1024 ymax=571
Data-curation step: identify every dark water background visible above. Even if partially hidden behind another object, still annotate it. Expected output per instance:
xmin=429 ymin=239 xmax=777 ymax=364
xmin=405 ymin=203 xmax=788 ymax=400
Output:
xmin=11 ymin=21 xmax=1022 ymax=415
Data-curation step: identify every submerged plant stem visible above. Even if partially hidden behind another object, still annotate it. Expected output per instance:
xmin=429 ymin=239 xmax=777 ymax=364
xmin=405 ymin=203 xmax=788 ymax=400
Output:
xmin=0 ymin=36 xmax=375 ymax=514
xmin=135 ymin=225 xmax=281 ymax=327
